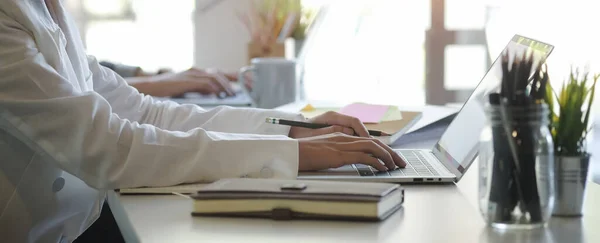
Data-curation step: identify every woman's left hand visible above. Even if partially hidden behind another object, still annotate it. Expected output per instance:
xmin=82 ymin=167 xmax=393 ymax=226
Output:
xmin=288 ymin=111 xmax=370 ymax=139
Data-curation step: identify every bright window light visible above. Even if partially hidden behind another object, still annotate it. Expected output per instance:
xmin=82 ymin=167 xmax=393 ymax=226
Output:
xmin=83 ymin=0 xmax=129 ymax=16
xmin=84 ymin=0 xmax=195 ymax=71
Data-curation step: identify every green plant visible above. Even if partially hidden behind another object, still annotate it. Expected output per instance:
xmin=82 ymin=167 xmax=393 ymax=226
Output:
xmin=544 ymin=67 xmax=599 ymax=156
xmin=245 ymin=0 xmax=316 ymax=41
xmin=257 ymin=0 xmax=302 ymax=19
xmin=292 ymin=7 xmax=318 ymax=39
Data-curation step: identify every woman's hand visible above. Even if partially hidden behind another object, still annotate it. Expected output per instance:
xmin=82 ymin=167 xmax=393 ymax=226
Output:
xmin=298 ymin=133 xmax=406 ymax=171
xmin=288 ymin=111 xmax=405 ymax=171
xmin=288 ymin=111 xmax=370 ymax=138
xmin=221 ymin=70 xmax=253 ymax=91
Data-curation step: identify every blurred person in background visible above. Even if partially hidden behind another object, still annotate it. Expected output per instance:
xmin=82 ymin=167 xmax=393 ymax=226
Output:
xmin=100 ymin=61 xmax=247 ymax=97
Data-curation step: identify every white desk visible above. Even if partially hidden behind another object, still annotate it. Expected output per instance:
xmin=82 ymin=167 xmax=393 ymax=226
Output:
xmin=109 ymin=102 xmax=600 ymax=243
xmin=110 ymin=167 xmax=600 ymax=243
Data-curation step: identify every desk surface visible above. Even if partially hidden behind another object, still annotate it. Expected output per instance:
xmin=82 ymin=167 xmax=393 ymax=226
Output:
xmin=110 ymin=102 xmax=600 ymax=243
xmin=112 ymin=163 xmax=600 ymax=243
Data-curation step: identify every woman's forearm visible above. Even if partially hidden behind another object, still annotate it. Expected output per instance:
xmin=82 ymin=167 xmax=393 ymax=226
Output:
xmin=128 ymin=78 xmax=192 ymax=97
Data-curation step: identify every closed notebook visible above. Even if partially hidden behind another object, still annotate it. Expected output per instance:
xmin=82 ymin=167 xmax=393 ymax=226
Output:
xmin=190 ymin=178 xmax=404 ymax=221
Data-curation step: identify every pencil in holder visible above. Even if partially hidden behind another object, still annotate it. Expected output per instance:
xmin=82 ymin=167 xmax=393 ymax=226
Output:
xmin=478 ymin=49 xmax=555 ymax=230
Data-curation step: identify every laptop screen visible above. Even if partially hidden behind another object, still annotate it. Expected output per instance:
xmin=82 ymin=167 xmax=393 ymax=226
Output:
xmin=433 ymin=35 xmax=554 ymax=178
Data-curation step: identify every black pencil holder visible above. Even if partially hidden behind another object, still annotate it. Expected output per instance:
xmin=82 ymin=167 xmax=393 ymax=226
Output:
xmin=478 ymin=103 xmax=555 ymax=229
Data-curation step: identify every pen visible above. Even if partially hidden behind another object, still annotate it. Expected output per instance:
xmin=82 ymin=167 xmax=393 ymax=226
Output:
xmin=266 ymin=117 xmax=388 ymax=137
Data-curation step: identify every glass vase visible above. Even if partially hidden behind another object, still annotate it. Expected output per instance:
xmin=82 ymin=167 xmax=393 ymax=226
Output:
xmin=479 ymin=104 xmax=555 ymax=229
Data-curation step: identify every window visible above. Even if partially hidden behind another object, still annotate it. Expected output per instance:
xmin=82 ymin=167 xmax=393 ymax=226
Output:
xmin=484 ymin=1 xmax=600 ymax=113
xmin=67 ymin=0 xmax=195 ymax=72
xmin=444 ymin=45 xmax=488 ymax=90
xmin=301 ymin=0 xmax=429 ymax=106
xmin=301 ymin=0 xmax=489 ymax=106
xmin=445 ymin=0 xmax=487 ymax=30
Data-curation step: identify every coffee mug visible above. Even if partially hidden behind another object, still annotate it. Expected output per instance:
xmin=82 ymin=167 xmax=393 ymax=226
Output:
xmin=238 ymin=57 xmax=297 ymax=109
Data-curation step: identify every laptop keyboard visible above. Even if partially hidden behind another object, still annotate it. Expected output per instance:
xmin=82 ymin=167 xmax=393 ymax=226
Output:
xmin=353 ymin=151 xmax=440 ymax=177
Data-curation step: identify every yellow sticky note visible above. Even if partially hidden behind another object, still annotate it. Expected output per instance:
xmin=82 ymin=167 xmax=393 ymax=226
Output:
xmin=382 ymin=106 xmax=403 ymax=121
xmin=301 ymin=104 xmax=316 ymax=112
xmin=301 ymin=107 xmax=339 ymax=119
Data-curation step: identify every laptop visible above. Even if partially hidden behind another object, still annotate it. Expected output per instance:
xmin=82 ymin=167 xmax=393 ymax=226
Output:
xmin=298 ymin=35 xmax=554 ymax=183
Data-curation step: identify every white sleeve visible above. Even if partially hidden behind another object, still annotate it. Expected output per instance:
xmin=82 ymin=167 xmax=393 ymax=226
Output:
xmin=89 ymin=56 xmax=304 ymax=134
xmin=0 ymin=19 xmax=299 ymax=190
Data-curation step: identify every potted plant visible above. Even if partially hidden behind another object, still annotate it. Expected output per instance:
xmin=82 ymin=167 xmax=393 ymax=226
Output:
xmin=544 ymin=67 xmax=599 ymax=216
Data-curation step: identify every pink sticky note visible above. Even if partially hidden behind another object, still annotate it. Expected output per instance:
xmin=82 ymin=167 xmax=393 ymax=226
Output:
xmin=339 ymin=103 xmax=389 ymax=123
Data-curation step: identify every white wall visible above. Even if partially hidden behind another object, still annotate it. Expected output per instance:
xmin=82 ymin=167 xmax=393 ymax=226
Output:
xmin=194 ymin=0 xmax=252 ymax=71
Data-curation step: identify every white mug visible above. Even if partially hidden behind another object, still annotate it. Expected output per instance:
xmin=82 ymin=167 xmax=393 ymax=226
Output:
xmin=238 ymin=58 xmax=297 ymax=109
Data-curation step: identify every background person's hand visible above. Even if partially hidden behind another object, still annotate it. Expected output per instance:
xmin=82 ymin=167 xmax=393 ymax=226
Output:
xmin=129 ymin=68 xmax=236 ymax=97
xmin=297 ymin=133 xmax=406 ymax=171
xmin=288 ymin=111 xmax=371 ymax=139
xmin=155 ymin=68 xmax=235 ymax=96
xmin=221 ymin=70 xmax=253 ymax=91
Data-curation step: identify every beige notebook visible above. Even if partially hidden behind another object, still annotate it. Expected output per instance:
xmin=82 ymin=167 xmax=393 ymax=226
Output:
xmin=366 ymin=111 xmax=422 ymax=144
xmin=300 ymin=105 xmax=422 ymax=145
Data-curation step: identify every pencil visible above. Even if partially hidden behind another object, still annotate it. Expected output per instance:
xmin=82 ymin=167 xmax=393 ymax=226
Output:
xmin=265 ymin=117 xmax=388 ymax=137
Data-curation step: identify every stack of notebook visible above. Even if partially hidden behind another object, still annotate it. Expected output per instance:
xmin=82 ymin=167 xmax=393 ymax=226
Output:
xmin=119 ymin=178 xmax=405 ymax=221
